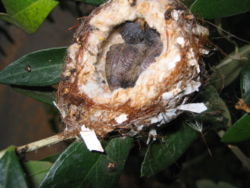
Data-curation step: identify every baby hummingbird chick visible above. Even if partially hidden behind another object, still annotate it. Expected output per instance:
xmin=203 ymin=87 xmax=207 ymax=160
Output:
xmin=105 ymin=21 xmax=162 ymax=91
xmin=105 ymin=43 xmax=146 ymax=90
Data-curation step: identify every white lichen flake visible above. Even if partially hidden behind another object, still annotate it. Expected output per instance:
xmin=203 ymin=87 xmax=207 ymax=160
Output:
xmin=115 ymin=114 xmax=128 ymax=124
xmin=184 ymin=81 xmax=201 ymax=95
xmin=177 ymin=103 xmax=208 ymax=113
xmin=146 ymin=129 xmax=157 ymax=144
xmin=162 ymin=92 xmax=174 ymax=100
xmin=176 ymin=37 xmax=185 ymax=47
xmin=171 ymin=10 xmax=181 ymax=21
xmin=80 ymin=125 xmax=104 ymax=152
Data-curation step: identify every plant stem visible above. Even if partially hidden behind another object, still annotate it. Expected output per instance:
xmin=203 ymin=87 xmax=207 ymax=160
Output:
xmin=218 ymin=130 xmax=250 ymax=171
xmin=227 ymin=144 xmax=250 ymax=171
xmin=16 ymin=133 xmax=76 ymax=154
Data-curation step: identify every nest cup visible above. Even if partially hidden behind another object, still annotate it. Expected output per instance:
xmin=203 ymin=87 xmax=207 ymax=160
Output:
xmin=56 ymin=0 xmax=209 ymax=138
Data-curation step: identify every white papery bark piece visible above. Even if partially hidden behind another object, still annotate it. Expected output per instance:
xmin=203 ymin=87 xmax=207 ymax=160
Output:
xmin=177 ymin=103 xmax=207 ymax=113
xmin=115 ymin=114 xmax=128 ymax=124
xmin=146 ymin=129 xmax=157 ymax=144
xmin=80 ymin=125 xmax=104 ymax=152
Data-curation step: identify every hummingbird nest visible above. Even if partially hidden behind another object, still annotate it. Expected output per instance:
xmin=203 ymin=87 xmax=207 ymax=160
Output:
xmin=55 ymin=0 xmax=209 ymax=150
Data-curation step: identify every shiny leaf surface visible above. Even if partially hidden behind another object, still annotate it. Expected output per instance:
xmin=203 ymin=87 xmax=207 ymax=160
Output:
xmin=222 ymin=114 xmax=250 ymax=143
xmin=0 ymin=47 xmax=66 ymax=86
xmin=141 ymin=125 xmax=198 ymax=177
xmin=190 ymin=0 xmax=250 ymax=19
xmin=40 ymin=138 xmax=133 ymax=188
xmin=13 ymin=87 xmax=55 ymax=105
xmin=0 ymin=0 xmax=58 ymax=33
xmin=25 ymin=161 xmax=52 ymax=188
xmin=0 ymin=146 xmax=28 ymax=188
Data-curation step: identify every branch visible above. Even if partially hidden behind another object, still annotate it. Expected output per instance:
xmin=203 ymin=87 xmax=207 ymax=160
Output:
xmin=16 ymin=133 xmax=76 ymax=154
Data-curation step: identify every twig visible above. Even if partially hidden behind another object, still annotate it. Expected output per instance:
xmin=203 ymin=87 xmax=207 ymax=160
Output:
xmin=227 ymin=144 xmax=250 ymax=171
xmin=16 ymin=133 xmax=76 ymax=154
xmin=202 ymin=19 xmax=250 ymax=45
xmin=218 ymin=130 xmax=250 ymax=171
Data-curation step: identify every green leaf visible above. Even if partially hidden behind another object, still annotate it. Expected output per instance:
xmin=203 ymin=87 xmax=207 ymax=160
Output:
xmin=13 ymin=87 xmax=55 ymax=105
xmin=25 ymin=161 xmax=53 ymax=188
xmin=0 ymin=146 xmax=28 ymax=188
xmin=0 ymin=47 xmax=66 ymax=86
xmin=190 ymin=0 xmax=250 ymax=19
xmin=40 ymin=138 xmax=133 ymax=188
xmin=141 ymin=125 xmax=198 ymax=177
xmin=41 ymin=153 xmax=60 ymax=163
xmin=240 ymin=60 xmax=250 ymax=106
xmin=75 ymin=0 xmax=107 ymax=6
xmin=196 ymin=179 xmax=237 ymax=188
xmin=197 ymin=86 xmax=231 ymax=128
xmin=221 ymin=114 xmax=250 ymax=143
xmin=182 ymin=0 xmax=195 ymax=7
xmin=210 ymin=45 xmax=250 ymax=91
xmin=0 ymin=0 xmax=58 ymax=33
